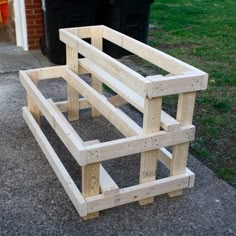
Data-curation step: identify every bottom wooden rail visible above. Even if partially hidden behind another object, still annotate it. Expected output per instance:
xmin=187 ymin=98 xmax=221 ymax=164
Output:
xmin=85 ymin=171 xmax=194 ymax=214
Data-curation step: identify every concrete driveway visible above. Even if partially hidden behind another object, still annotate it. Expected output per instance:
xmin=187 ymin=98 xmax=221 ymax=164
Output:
xmin=0 ymin=45 xmax=236 ymax=236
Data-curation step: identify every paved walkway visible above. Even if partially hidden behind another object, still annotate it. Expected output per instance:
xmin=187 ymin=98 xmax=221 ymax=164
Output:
xmin=0 ymin=45 xmax=236 ymax=236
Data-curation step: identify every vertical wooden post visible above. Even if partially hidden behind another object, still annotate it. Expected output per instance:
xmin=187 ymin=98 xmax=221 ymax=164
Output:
xmin=66 ymin=45 xmax=79 ymax=121
xmin=82 ymin=140 xmax=101 ymax=220
xmin=139 ymin=97 xmax=162 ymax=205
xmin=91 ymin=27 xmax=103 ymax=117
xmin=168 ymin=92 xmax=196 ymax=197
xmin=27 ymin=75 xmax=40 ymax=124
xmin=82 ymin=164 xmax=100 ymax=220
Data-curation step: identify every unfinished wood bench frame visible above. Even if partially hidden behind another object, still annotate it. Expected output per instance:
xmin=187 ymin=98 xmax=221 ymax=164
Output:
xmin=20 ymin=25 xmax=208 ymax=220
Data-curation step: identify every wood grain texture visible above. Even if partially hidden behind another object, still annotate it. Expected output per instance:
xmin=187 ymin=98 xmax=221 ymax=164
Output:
xmin=66 ymin=45 xmax=79 ymax=121
xmin=169 ymin=92 xmax=196 ymax=197
xmin=139 ymin=97 xmax=162 ymax=205
xmin=27 ymin=73 xmax=40 ymax=124
xmin=91 ymin=27 xmax=103 ymax=117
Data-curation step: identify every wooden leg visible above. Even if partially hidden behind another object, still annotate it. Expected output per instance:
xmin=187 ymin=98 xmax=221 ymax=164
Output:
xmin=91 ymin=75 xmax=102 ymax=117
xmin=66 ymin=45 xmax=79 ymax=121
xmin=82 ymin=163 xmax=100 ymax=220
xmin=27 ymin=76 xmax=40 ymax=124
xmin=139 ymin=97 xmax=162 ymax=205
xmin=139 ymin=150 xmax=159 ymax=205
xmin=168 ymin=92 xmax=196 ymax=197
xmin=91 ymin=27 xmax=103 ymax=117
xmin=67 ymin=84 xmax=79 ymax=121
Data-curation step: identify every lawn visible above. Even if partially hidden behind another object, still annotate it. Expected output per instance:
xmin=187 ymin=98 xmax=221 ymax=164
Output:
xmin=149 ymin=0 xmax=236 ymax=187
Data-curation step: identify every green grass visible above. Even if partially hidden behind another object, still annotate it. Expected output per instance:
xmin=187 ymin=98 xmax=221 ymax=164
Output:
xmin=149 ymin=0 xmax=236 ymax=187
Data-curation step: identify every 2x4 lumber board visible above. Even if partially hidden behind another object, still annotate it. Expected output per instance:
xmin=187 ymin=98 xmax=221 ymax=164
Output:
xmin=107 ymin=95 xmax=128 ymax=107
xmin=60 ymin=29 xmax=149 ymax=98
xmin=25 ymin=66 xmax=66 ymax=80
xmin=99 ymin=165 xmax=120 ymax=197
xmin=82 ymin=139 xmax=100 ymax=220
xmin=86 ymin=173 xmax=191 ymax=213
xmin=160 ymin=110 xmax=181 ymax=132
xmin=82 ymin=163 xmax=100 ymax=220
xmin=66 ymin=45 xmax=79 ymax=121
xmin=79 ymin=58 xmax=144 ymax=112
xmin=22 ymin=107 xmax=87 ymax=217
xmin=186 ymin=168 xmax=195 ymax=188
xmin=63 ymin=68 xmax=142 ymax=137
xmin=102 ymin=26 xmax=203 ymax=75
xmin=91 ymin=27 xmax=103 ymax=117
xmin=85 ymin=125 xmax=195 ymax=163
xmin=169 ymin=92 xmax=196 ymax=197
xmin=27 ymin=72 xmax=40 ymax=124
xmin=139 ymin=97 xmax=162 ymax=205
xmin=146 ymin=73 xmax=208 ymax=98
xmin=65 ymin=25 xmax=102 ymax=39
xmin=158 ymin=147 xmax=172 ymax=168
xmin=55 ymin=98 xmax=91 ymax=113
xmin=54 ymin=95 xmax=128 ymax=114
xmin=19 ymin=71 xmax=87 ymax=166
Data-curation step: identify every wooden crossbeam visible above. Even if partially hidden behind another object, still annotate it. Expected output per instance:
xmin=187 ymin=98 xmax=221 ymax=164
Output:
xmin=25 ymin=66 xmax=66 ymax=80
xmin=146 ymin=73 xmax=208 ymax=98
xmin=85 ymin=125 xmax=195 ymax=163
xmin=65 ymin=25 xmax=102 ymax=39
xmin=102 ymin=25 xmax=203 ymax=75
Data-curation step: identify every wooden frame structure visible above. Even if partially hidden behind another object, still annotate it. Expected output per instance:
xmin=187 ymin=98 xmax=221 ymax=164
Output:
xmin=20 ymin=25 xmax=208 ymax=219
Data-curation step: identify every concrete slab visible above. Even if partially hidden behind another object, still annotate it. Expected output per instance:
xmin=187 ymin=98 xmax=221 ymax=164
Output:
xmin=0 ymin=46 xmax=235 ymax=235
xmin=0 ymin=72 xmax=236 ymax=236
xmin=0 ymin=46 xmax=53 ymax=74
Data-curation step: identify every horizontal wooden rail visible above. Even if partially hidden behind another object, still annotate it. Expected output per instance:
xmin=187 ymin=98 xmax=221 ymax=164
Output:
xmin=25 ymin=66 xmax=66 ymax=80
xmin=85 ymin=125 xmax=195 ymax=163
xmin=146 ymin=72 xmax=208 ymax=98
xmin=102 ymin=25 xmax=202 ymax=75
xmin=55 ymin=98 xmax=90 ymax=113
xmin=86 ymin=172 xmax=192 ymax=213
xmin=54 ymin=95 xmax=130 ymax=113
xmin=23 ymin=107 xmax=87 ymax=217
xmin=65 ymin=25 xmax=102 ymax=39
xmin=19 ymin=71 xmax=87 ymax=166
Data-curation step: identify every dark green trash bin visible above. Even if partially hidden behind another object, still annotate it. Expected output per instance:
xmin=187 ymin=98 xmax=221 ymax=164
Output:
xmin=101 ymin=0 xmax=154 ymax=58
xmin=41 ymin=0 xmax=101 ymax=65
